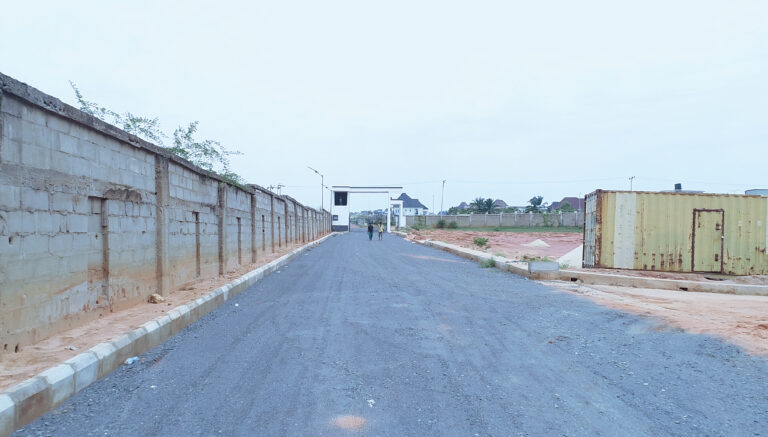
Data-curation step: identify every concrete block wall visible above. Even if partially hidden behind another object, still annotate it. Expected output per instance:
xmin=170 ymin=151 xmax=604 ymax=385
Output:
xmin=0 ymin=72 xmax=331 ymax=354
xmin=166 ymin=161 xmax=219 ymax=289
xmin=406 ymin=212 xmax=585 ymax=228
xmin=273 ymin=197 xmax=286 ymax=248
xmin=222 ymin=185 xmax=252 ymax=272
xmin=252 ymin=189 xmax=274 ymax=255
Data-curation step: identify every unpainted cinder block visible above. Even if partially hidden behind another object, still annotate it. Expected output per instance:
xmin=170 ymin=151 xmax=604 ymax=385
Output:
xmin=0 ymin=185 xmax=21 ymax=209
xmin=66 ymin=214 xmax=88 ymax=233
xmin=20 ymin=188 xmax=49 ymax=211
xmin=46 ymin=114 xmax=71 ymax=134
xmin=20 ymin=144 xmax=51 ymax=170
xmin=51 ymin=192 xmax=73 ymax=212
xmin=57 ymin=132 xmax=78 ymax=154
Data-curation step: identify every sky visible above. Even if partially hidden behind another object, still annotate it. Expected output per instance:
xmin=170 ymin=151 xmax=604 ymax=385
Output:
xmin=1 ymin=1 xmax=766 ymax=212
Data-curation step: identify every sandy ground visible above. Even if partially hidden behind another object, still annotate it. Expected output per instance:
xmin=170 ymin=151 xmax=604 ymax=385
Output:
xmin=544 ymin=281 xmax=768 ymax=356
xmin=0 ymin=239 xmax=313 ymax=392
xmin=407 ymin=229 xmax=582 ymax=261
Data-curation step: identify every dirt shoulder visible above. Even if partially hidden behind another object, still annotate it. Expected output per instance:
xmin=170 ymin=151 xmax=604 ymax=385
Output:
xmin=544 ymin=281 xmax=768 ymax=356
xmin=0 ymin=240 xmax=312 ymax=392
xmin=406 ymin=229 xmax=582 ymax=261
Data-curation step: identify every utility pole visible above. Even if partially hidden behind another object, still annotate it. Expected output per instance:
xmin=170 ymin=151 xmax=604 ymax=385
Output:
xmin=440 ymin=180 xmax=446 ymax=216
xmin=629 ymin=176 xmax=636 ymax=191
xmin=307 ymin=166 xmax=324 ymax=210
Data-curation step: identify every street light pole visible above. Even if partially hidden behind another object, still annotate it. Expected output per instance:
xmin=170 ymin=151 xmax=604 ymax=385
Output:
xmin=307 ymin=166 xmax=324 ymax=210
xmin=440 ymin=180 xmax=446 ymax=216
xmin=629 ymin=176 xmax=635 ymax=191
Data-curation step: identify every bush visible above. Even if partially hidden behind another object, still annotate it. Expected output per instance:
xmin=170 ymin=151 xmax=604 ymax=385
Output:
xmin=447 ymin=221 xmax=458 ymax=229
xmin=480 ymin=258 xmax=497 ymax=268
xmin=435 ymin=219 xmax=446 ymax=229
xmin=473 ymin=237 xmax=489 ymax=248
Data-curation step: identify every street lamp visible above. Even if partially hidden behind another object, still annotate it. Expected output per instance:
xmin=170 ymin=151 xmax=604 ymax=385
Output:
xmin=307 ymin=166 xmax=324 ymax=210
xmin=440 ymin=180 xmax=446 ymax=216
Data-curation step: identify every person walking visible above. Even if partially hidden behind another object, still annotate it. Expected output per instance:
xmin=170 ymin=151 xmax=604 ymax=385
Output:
xmin=378 ymin=222 xmax=384 ymax=240
xmin=367 ymin=223 xmax=374 ymax=241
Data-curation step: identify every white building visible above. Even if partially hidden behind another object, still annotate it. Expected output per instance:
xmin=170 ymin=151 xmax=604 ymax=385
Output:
xmin=391 ymin=193 xmax=429 ymax=216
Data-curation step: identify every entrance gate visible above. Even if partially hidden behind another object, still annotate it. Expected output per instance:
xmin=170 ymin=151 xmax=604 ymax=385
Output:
xmin=331 ymin=186 xmax=404 ymax=233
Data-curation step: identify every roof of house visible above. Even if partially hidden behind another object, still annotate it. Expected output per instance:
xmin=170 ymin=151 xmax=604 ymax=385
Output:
xmin=395 ymin=193 xmax=429 ymax=210
xmin=550 ymin=197 xmax=585 ymax=211
xmin=492 ymin=199 xmax=508 ymax=208
xmin=457 ymin=202 xmax=469 ymax=209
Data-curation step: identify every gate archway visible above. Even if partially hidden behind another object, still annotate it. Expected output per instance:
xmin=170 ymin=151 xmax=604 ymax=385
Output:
xmin=331 ymin=186 xmax=404 ymax=233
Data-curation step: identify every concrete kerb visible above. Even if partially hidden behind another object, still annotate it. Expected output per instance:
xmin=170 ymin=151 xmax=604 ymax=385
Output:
xmin=0 ymin=395 xmax=14 ymax=437
xmin=557 ymin=269 xmax=768 ymax=296
xmin=0 ymin=232 xmax=339 ymax=437
xmin=400 ymin=235 xmax=768 ymax=296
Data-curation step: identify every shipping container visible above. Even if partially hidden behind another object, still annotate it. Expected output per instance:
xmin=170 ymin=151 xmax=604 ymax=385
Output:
xmin=583 ymin=190 xmax=768 ymax=275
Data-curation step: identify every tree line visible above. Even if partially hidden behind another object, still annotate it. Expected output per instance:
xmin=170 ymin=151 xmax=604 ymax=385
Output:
xmin=446 ymin=196 xmax=575 ymax=215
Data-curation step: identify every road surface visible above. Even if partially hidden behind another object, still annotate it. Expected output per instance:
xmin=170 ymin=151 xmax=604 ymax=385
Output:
xmin=15 ymin=231 xmax=768 ymax=436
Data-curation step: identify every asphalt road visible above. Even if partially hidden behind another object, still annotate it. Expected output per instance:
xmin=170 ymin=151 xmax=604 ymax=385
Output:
xmin=15 ymin=231 xmax=768 ymax=436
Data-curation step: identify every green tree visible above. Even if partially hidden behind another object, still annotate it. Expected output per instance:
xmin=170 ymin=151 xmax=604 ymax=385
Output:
xmin=525 ymin=196 xmax=545 ymax=212
xmin=470 ymin=197 xmax=496 ymax=214
xmin=556 ymin=202 xmax=575 ymax=212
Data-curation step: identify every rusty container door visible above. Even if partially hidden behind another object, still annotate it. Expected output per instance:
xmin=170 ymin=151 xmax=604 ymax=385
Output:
xmin=692 ymin=209 xmax=724 ymax=273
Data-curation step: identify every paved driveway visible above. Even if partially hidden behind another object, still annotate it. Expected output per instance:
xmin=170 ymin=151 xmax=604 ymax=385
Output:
xmin=15 ymin=231 xmax=768 ymax=436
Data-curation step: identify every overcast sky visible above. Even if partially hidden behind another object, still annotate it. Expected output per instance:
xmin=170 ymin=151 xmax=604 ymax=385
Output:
xmin=1 ymin=1 xmax=766 ymax=212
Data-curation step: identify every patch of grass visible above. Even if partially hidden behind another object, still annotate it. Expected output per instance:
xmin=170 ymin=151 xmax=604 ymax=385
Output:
xmin=447 ymin=221 xmax=458 ymax=229
xmin=479 ymin=258 xmax=497 ymax=268
xmin=494 ymin=253 xmax=506 ymax=258
xmin=521 ymin=254 xmax=551 ymax=262
xmin=472 ymin=237 xmax=489 ymax=248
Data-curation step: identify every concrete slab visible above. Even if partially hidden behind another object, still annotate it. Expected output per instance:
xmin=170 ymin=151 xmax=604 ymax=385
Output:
xmin=37 ymin=364 xmax=75 ymax=407
xmin=90 ymin=342 xmax=118 ymax=379
xmin=6 ymin=377 xmax=48 ymax=428
xmin=64 ymin=351 xmax=99 ymax=393
xmin=528 ymin=261 xmax=559 ymax=273
xmin=0 ymin=395 xmax=15 ymax=437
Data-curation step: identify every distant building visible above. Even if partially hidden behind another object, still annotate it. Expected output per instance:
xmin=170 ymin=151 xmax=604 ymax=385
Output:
xmin=392 ymin=193 xmax=429 ymax=216
xmin=549 ymin=197 xmax=585 ymax=212
xmin=492 ymin=199 xmax=508 ymax=209
xmin=456 ymin=202 xmax=469 ymax=210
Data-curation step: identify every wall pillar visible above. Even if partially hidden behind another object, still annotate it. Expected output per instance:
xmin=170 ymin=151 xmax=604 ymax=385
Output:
xmin=154 ymin=156 xmax=170 ymax=296
xmin=270 ymin=194 xmax=275 ymax=253
xmin=251 ymin=194 xmax=257 ymax=263
xmin=217 ymin=183 xmax=227 ymax=275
